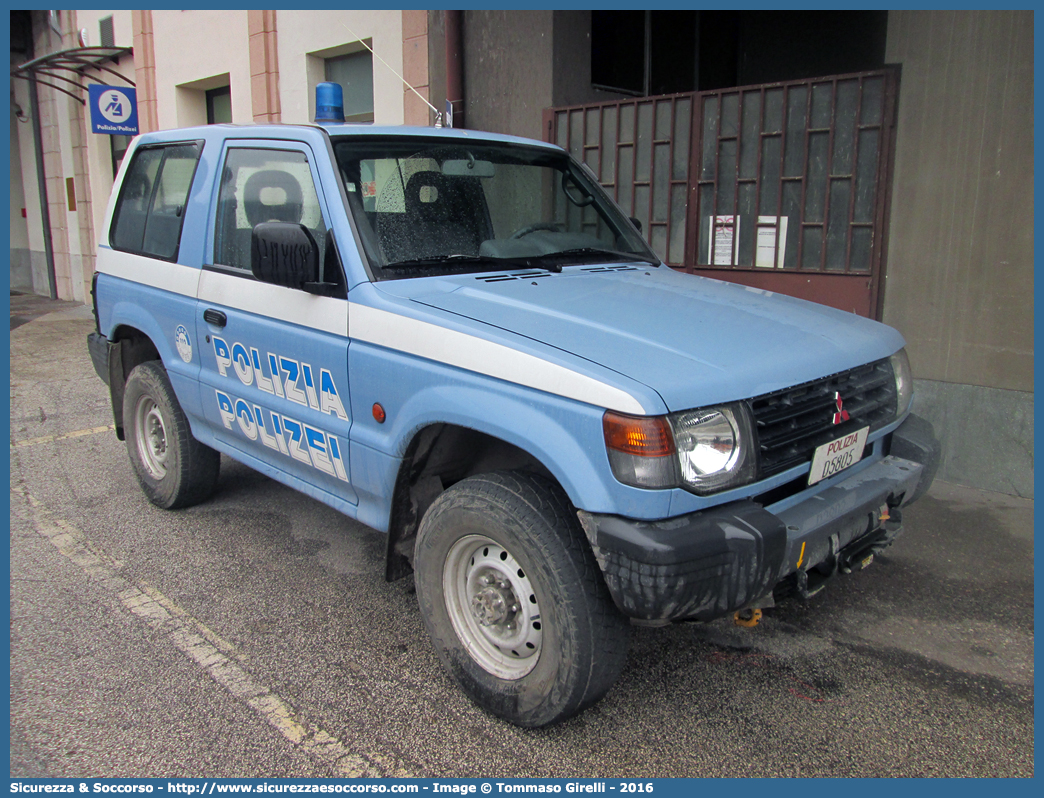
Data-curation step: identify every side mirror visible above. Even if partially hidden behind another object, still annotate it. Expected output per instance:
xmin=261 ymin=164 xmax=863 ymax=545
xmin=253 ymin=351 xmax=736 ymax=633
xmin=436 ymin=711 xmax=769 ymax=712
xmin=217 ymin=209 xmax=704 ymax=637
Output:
xmin=629 ymin=216 xmax=643 ymax=233
xmin=251 ymin=222 xmax=319 ymax=290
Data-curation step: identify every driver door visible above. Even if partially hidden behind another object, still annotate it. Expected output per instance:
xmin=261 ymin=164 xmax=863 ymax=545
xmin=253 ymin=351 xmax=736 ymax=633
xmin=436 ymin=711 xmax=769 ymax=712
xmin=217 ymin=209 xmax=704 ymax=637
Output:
xmin=195 ymin=141 xmax=357 ymax=507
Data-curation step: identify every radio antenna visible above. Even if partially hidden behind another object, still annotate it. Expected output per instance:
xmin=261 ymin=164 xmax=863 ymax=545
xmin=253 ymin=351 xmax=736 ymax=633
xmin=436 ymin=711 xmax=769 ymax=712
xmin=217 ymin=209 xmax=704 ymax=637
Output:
xmin=342 ymin=23 xmax=442 ymax=127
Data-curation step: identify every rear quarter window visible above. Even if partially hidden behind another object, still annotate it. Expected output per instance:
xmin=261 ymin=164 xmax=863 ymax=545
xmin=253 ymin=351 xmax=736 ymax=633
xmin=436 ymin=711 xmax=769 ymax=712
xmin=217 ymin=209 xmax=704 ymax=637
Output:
xmin=110 ymin=141 xmax=202 ymax=260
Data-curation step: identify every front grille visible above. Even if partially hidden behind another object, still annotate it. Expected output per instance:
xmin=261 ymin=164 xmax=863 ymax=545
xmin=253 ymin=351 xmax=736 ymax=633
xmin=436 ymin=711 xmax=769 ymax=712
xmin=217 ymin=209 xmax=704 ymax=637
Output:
xmin=750 ymin=359 xmax=897 ymax=479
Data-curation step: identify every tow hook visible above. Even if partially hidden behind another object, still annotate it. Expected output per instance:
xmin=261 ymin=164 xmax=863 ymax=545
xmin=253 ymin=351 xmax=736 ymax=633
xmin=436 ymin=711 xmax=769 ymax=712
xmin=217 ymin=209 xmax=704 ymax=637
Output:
xmin=790 ymin=503 xmax=905 ymax=601
xmin=733 ymin=608 xmax=762 ymax=627
xmin=838 ymin=505 xmax=903 ymax=574
xmin=796 ymin=567 xmax=832 ymax=600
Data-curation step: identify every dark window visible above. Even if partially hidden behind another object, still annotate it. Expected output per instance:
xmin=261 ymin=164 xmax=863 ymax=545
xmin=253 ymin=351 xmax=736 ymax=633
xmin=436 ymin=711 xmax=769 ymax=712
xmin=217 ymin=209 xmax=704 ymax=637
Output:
xmin=110 ymin=143 xmax=202 ymax=260
xmin=325 ymin=51 xmax=374 ymax=123
xmin=591 ymin=11 xmax=697 ymax=97
xmin=649 ymin=12 xmax=698 ymax=96
xmin=591 ymin=10 xmax=645 ymax=95
xmin=738 ymin=11 xmax=886 ymax=87
xmin=99 ymin=15 xmax=114 ymax=48
xmin=699 ymin=11 xmax=888 ymax=91
xmin=592 ymin=11 xmax=886 ymax=96
xmin=697 ymin=12 xmax=740 ymax=92
xmin=11 ymin=10 xmax=33 ymax=57
xmin=213 ymin=148 xmax=327 ymax=272
xmin=109 ymin=134 xmax=132 ymax=180
xmin=206 ymin=86 xmax=232 ymax=124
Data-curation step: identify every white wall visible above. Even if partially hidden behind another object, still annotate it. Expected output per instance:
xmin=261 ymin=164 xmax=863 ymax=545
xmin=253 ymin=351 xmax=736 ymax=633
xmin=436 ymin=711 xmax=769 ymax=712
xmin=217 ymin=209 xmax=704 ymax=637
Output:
xmin=75 ymin=9 xmax=132 ymax=49
xmin=9 ymin=83 xmax=34 ymax=293
xmin=150 ymin=10 xmax=252 ymax=128
xmin=49 ymin=81 xmax=87 ymax=301
xmin=10 ymin=107 xmax=30 ymax=250
xmin=73 ymin=10 xmax=136 ymax=260
xmin=277 ymin=10 xmax=404 ymax=125
xmin=12 ymin=73 xmax=48 ymax=294
xmin=12 ymin=77 xmax=42 ymax=254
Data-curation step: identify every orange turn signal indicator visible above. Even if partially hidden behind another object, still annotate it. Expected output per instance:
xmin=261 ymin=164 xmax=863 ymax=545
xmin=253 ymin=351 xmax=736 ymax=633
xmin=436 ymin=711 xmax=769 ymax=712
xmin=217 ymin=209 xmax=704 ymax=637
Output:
xmin=603 ymin=411 xmax=675 ymax=457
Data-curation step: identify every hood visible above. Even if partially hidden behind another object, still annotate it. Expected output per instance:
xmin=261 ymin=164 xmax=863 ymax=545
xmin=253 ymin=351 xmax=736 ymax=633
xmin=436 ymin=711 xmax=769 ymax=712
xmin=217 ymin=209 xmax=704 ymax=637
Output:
xmin=406 ymin=266 xmax=905 ymax=412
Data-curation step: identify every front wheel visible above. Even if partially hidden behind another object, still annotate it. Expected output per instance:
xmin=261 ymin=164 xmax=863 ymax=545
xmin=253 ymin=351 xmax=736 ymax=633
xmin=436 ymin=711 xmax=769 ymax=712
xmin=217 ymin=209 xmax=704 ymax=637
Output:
xmin=123 ymin=361 xmax=220 ymax=510
xmin=414 ymin=471 xmax=630 ymax=727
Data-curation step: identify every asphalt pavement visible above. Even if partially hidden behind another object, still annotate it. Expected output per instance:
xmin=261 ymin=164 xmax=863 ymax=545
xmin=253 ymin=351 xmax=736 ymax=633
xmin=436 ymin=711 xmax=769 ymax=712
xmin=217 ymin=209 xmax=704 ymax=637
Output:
xmin=8 ymin=296 xmax=1035 ymax=778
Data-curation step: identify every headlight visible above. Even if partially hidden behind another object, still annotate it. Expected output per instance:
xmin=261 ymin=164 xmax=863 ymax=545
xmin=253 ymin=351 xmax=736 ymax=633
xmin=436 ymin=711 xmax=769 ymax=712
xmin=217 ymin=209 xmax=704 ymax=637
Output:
xmin=603 ymin=402 xmax=756 ymax=494
xmin=670 ymin=403 xmax=756 ymax=494
xmin=890 ymin=347 xmax=914 ymax=418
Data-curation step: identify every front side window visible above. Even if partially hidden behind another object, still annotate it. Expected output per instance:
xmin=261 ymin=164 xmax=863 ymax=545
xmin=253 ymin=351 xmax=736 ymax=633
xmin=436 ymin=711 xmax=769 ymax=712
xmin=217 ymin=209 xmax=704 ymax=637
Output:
xmin=110 ymin=142 xmax=201 ymax=260
xmin=333 ymin=138 xmax=658 ymax=280
xmin=213 ymin=148 xmax=328 ymax=272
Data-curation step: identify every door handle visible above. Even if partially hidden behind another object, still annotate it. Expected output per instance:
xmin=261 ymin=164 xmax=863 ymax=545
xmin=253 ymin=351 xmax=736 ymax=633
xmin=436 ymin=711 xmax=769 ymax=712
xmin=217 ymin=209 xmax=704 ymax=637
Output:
xmin=203 ymin=309 xmax=227 ymax=328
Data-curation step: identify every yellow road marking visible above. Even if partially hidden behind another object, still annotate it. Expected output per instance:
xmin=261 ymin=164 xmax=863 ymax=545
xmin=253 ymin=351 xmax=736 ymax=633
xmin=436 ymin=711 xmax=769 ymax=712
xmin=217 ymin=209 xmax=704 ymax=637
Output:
xmin=11 ymin=424 xmax=116 ymax=448
xmin=12 ymin=488 xmax=417 ymax=778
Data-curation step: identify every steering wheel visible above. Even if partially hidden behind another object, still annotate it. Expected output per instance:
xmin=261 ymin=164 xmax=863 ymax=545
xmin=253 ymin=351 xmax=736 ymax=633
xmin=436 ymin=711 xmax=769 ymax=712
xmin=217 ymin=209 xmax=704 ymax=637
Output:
xmin=510 ymin=221 xmax=562 ymax=239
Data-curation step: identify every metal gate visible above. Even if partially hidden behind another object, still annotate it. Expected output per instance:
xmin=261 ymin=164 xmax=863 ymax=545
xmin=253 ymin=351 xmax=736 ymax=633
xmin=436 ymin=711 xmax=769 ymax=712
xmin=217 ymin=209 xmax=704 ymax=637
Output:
xmin=545 ymin=68 xmax=899 ymax=318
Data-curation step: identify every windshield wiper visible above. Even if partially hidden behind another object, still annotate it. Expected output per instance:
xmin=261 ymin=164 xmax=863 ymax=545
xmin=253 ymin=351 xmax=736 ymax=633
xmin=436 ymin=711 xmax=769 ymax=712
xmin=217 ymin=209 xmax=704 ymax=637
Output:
xmin=381 ymin=253 xmax=543 ymax=275
xmin=384 ymin=254 xmax=487 ymax=269
xmin=529 ymin=247 xmax=660 ymax=267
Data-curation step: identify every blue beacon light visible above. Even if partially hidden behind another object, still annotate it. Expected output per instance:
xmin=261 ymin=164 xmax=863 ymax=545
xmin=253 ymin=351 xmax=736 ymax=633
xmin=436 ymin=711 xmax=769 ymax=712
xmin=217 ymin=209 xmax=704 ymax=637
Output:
xmin=315 ymin=82 xmax=345 ymax=125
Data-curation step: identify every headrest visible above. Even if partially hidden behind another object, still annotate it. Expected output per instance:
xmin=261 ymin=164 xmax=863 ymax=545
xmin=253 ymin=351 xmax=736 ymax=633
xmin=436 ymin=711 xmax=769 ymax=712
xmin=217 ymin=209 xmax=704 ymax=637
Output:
xmin=404 ymin=171 xmax=461 ymax=215
xmin=243 ymin=169 xmax=304 ymax=227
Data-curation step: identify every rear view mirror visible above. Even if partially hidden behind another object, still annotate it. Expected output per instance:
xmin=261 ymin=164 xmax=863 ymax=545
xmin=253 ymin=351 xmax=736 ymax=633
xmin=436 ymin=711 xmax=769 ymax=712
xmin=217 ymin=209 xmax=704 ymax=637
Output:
xmin=251 ymin=222 xmax=319 ymax=290
xmin=442 ymin=158 xmax=495 ymax=178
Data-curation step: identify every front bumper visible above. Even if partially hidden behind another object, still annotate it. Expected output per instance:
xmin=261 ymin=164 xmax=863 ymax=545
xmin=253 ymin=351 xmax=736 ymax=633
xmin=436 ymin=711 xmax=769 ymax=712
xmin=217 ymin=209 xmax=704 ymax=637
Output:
xmin=578 ymin=413 xmax=939 ymax=622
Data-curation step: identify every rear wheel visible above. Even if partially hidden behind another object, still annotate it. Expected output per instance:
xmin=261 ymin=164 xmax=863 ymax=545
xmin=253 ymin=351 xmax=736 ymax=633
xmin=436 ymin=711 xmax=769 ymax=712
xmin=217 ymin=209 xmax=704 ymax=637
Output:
xmin=414 ymin=471 xmax=630 ymax=727
xmin=123 ymin=361 xmax=220 ymax=509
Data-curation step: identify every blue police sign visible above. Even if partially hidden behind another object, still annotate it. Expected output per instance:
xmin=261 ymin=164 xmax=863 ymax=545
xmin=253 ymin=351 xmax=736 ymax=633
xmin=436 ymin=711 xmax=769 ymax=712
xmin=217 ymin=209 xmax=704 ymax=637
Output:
xmin=88 ymin=84 xmax=138 ymax=135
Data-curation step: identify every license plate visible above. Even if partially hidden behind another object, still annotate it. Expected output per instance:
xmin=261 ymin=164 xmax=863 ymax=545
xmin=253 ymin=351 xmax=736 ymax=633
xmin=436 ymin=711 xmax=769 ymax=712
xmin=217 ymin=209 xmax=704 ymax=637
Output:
xmin=808 ymin=426 xmax=870 ymax=486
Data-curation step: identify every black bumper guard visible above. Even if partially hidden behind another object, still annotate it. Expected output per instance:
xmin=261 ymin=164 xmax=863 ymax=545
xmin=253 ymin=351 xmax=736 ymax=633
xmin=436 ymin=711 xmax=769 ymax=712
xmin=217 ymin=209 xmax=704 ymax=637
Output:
xmin=578 ymin=414 xmax=939 ymax=623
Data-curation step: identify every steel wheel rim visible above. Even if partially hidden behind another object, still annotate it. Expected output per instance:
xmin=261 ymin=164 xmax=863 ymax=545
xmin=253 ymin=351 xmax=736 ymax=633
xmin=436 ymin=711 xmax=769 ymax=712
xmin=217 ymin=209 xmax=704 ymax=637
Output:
xmin=134 ymin=395 xmax=169 ymax=479
xmin=443 ymin=534 xmax=543 ymax=680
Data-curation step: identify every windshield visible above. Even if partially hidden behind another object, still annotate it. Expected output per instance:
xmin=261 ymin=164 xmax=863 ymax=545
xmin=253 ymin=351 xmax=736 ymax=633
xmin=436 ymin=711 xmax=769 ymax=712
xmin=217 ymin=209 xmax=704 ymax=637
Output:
xmin=332 ymin=138 xmax=659 ymax=279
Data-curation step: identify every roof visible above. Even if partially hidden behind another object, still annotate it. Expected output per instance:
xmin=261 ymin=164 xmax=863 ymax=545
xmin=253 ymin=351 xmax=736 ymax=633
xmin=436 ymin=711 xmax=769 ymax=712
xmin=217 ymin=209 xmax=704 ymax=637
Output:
xmin=132 ymin=122 xmax=563 ymax=154
xmin=11 ymin=46 xmax=133 ymax=105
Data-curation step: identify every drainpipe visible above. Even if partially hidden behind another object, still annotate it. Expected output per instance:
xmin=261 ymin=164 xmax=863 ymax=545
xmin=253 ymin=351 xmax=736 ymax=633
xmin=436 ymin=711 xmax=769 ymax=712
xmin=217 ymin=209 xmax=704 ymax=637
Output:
xmin=445 ymin=10 xmax=464 ymax=129
xmin=27 ymin=77 xmax=58 ymax=300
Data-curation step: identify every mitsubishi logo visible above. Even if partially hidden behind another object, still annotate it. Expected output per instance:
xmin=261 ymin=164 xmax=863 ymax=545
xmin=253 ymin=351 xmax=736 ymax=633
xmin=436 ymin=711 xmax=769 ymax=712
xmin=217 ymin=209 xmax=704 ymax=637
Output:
xmin=833 ymin=392 xmax=850 ymax=425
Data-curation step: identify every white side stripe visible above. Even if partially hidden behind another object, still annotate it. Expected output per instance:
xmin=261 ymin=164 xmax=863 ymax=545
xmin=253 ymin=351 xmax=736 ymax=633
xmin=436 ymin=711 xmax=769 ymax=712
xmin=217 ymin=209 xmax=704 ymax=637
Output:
xmin=97 ymin=247 xmax=201 ymax=298
xmin=95 ymin=248 xmax=645 ymax=413
xmin=98 ymin=250 xmax=350 ymax=336
xmin=198 ymin=270 xmax=348 ymax=336
xmin=348 ymin=303 xmax=648 ymax=415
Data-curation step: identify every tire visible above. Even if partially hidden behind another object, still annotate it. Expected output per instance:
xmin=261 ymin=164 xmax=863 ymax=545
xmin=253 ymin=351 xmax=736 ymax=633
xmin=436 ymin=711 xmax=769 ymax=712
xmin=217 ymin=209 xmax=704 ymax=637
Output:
xmin=414 ymin=471 xmax=630 ymax=727
xmin=122 ymin=360 xmax=220 ymax=510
